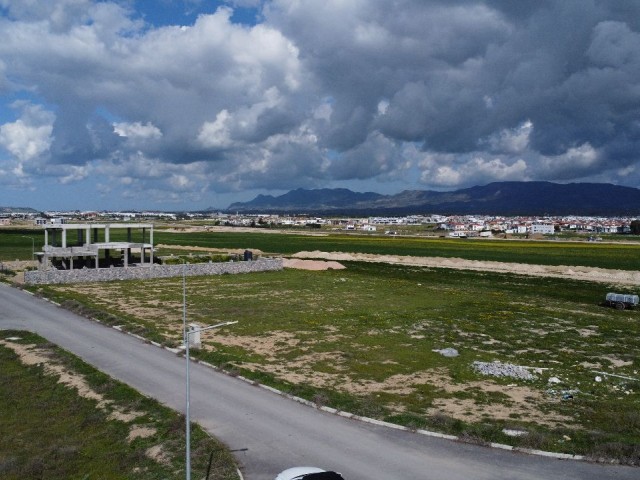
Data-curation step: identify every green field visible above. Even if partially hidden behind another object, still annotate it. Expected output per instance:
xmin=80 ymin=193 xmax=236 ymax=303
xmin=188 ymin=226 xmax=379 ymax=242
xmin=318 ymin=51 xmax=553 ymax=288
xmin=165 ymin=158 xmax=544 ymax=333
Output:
xmin=32 ymin=262 xmax=640 ymax=463
xmin=153 ymin=230 xmax=640 ymax=270
xmin=0 ymin=229 xmax=44 ymax=261
xmin=4 ymin=226 xmax=640 ymax=271
xmin=0 ymin=330 xmax=239 ymax=480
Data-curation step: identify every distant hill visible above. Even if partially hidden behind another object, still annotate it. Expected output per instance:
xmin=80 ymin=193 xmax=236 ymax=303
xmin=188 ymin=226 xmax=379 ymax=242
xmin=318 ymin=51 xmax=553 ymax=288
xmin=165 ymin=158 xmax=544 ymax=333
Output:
xmin=227 ymin=182 xmax=640 ymax=216
xmin=0 ymin=206 xmax=39 ymax=214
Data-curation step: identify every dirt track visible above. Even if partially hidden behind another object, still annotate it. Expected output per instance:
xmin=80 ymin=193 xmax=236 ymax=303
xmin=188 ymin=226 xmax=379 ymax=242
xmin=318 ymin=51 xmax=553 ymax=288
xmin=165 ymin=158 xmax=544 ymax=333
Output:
xmin=291 ymin=250 xmax=640 ymax=286
xmin=157 ymin=242 xmax=640 ymax=285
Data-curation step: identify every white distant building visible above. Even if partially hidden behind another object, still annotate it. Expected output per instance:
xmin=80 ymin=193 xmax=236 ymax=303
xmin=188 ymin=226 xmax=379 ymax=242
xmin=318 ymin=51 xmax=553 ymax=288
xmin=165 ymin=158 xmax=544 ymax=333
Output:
xmin=531 ymin=223 xmax=555 ymax=235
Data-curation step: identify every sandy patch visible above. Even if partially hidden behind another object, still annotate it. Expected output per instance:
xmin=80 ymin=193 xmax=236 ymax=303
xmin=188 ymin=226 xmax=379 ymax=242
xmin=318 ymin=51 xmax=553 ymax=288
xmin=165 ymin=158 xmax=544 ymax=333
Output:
xmin=345 ymin=371 xmax=441 ymax=396
xmin=235 ymin=349 xmax=568 ymax=427
xmin=156 ymin=243 xmax=264 ymax=255
xmin=1 ymin=340 xmax=107 ymax=405
xmin=211 ymin=330 xmax=303 ymax=358
xmin=1 ymin=340 xmax=145 ymax=426
xmin=577 ymin=327 xmax=599 ymax=337
xmin=283 ymin=258 xmax=346 ymax=271
xmin=145 ymin=444 xmax=171 ymax=465
xmin=421 ymin=372 xmax=570 ymax=427
xmin=160 ymin=226 xmax=329 ymax=237
xmin=128 ymin=425 xmax=157 ymax=443
xmin=601 ymin=355 xmax=633 ymax=368
xmin=292 ymin=251 xmax=640 ymax=286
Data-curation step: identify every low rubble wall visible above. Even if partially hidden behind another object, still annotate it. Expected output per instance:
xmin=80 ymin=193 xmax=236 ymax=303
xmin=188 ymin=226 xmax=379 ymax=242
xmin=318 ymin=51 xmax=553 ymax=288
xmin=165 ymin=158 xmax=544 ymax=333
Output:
xmin=24 ymin=258 xmax=283 ymax=285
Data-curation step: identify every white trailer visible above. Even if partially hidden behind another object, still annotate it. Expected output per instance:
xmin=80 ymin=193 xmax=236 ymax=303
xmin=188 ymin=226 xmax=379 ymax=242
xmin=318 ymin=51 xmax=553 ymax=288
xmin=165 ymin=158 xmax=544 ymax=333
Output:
xmin=605 ymin=292 xmax=639 ymax=310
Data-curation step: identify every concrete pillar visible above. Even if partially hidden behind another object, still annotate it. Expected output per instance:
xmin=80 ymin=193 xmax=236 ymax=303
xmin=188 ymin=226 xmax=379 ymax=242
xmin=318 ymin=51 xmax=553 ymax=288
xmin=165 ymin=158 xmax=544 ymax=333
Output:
xmin=62 ymin=229 xmax=67 ymax=248
xmin=124 ymin=249 xmax=129 ymax=267
xmin=150 ymin=227 xmax=154 ymax=264
xmin=95 ymin=254 xmax=99 ymax=269
xmin=70 ymin=256 xmax=74 ymax=271
xmin=85 ymin=227 xmax=91 ymax=245
xmin=105 ymin=226 xmax=110 ymax=243
xmin=44 ymin=229 xmax=49 ymax=247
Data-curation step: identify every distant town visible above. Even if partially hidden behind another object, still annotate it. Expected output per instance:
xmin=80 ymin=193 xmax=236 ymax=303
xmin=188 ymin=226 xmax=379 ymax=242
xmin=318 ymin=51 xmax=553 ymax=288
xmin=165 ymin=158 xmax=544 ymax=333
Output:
xmin=1 ymin=209 xmax=638 ymax=237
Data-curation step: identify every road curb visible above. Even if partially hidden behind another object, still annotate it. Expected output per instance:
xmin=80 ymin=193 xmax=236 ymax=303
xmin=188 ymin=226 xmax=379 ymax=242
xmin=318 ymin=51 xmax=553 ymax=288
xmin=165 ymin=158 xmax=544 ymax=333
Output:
xmin=153 ymin=337 xmax=588 ymax=463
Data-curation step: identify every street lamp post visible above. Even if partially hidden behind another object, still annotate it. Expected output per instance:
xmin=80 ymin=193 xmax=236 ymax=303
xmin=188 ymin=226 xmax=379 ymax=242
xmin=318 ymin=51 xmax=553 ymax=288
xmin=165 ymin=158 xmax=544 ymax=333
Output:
xmin=21 ymin=235 xmax=34 ymax=260
xmin=182 ymin=263 xmax=237 ymax=480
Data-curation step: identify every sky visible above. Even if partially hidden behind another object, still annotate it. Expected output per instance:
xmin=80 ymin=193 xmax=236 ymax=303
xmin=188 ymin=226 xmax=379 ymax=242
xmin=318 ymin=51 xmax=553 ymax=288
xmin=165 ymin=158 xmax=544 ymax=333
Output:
xmin=0 ymin=0 xmax=639 ymax=211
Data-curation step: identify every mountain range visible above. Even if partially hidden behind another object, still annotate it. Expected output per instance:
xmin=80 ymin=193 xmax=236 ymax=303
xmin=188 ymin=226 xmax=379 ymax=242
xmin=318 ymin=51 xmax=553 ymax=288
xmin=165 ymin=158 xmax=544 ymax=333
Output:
xmin=227 ymin=182 xmax=640 ymax=216
xmin=0 ymin=206 xmax=39 ymax=214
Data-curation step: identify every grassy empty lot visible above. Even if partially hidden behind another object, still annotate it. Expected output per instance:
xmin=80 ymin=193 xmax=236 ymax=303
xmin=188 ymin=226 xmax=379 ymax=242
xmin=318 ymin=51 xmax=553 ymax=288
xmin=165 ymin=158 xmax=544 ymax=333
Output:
xmin=32 ymin=262 xmax=640 ymax=463
xmin=0 ymin=330 xmax=239 ymax=480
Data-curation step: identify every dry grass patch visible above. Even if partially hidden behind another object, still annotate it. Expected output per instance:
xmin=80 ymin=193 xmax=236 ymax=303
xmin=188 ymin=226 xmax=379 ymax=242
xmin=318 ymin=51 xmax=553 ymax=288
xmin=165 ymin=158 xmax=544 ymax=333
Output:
xmin=1 ymin=339 xmax=146 ymax=430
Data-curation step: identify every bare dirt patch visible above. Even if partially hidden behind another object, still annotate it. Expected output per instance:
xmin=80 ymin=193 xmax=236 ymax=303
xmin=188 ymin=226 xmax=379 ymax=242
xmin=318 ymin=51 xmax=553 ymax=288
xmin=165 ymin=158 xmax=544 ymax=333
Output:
xmin=128 ymin=425 xmax=157 ymax=443
xmin=222 ymin=341 xmax=567 ymax=427
xmin=601 ymin=355 xmax=633 ymax=368
xmin=292 ymin=251 xmax=640 ymax=285
xmin=156 ymin=243 xmax=264 ymax=256
xmin=283 ymin=258 xmax=346 ymax=271
xmin=145 ymin=444 xmax=171 ymax=465
xmin=209 ymin=330 xmax=303 ymax=358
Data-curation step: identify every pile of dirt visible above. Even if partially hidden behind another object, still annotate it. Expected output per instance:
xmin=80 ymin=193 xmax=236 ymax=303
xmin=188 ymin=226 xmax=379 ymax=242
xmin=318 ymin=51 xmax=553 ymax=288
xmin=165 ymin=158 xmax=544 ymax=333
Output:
xmin=283 ymin=258 xmax=346 ymax=271
xmin=292 ymin=251 xmax=640 ymax=285
xmin=155 ymin=244 xmax=264 ymax=255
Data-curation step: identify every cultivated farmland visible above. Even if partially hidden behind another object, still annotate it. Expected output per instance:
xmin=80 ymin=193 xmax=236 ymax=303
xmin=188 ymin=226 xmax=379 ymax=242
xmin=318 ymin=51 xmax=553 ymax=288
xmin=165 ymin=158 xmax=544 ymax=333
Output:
xmin=153 ymin=228 xmax=640 ymax=271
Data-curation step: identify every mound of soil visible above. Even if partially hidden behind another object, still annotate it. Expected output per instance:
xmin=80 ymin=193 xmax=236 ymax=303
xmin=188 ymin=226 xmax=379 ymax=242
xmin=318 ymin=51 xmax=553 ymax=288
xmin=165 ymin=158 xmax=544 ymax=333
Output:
xmin=292 ymin=251 xmax=640 ymax=285
xmin=283 ymin=258 xmax=346 ymax=271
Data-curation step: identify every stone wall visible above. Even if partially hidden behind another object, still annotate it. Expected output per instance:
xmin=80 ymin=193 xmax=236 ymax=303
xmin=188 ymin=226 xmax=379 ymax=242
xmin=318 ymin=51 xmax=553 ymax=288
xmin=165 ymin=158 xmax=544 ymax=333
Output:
xmin=24 ymin=258 xmax=283 ymax=285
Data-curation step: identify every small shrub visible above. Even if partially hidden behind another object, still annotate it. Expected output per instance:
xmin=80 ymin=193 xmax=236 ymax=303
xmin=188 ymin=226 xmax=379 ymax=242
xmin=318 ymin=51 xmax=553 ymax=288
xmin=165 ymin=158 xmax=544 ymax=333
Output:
xmin=429 ymin=412 xmax=463 ymax=433
xmin=458 ymin=431 xmax=490 ymax=446
xmin=312 ymin=392 xmax=330 ymax=408
xmin=517 ymin=430 xmax=551 ymax=450
xmin=587 ymin=442 xmax=640 ymax=466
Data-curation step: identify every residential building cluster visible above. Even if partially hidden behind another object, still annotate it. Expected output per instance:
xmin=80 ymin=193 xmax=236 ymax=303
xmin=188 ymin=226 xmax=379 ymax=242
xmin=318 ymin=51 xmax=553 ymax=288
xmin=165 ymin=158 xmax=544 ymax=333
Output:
xmin=1 ymin=210 xmax=635 ymax=236
xmin=216 ymin=213 xmax=635 ymax=236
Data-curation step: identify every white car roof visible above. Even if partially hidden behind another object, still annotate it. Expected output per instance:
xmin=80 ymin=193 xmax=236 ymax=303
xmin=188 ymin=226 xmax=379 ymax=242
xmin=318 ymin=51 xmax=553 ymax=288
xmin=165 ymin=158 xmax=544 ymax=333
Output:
xmin=275 ymin=467 xmax=344 ymax=480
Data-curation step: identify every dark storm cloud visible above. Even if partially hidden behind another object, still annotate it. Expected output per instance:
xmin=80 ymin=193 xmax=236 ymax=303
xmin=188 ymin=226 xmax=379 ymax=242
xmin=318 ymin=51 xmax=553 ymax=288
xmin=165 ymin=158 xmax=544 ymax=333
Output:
xmin=266 ymin=0 xmax=640 ymax=185
xmin=1 ymin=0 xmax=640 ymax=205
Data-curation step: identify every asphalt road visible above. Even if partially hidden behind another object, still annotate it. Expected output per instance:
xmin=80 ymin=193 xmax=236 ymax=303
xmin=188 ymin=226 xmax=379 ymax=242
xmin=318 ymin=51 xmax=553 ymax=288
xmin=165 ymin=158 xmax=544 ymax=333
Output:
xmin=0 ymin=283 xmax=637 ymax=480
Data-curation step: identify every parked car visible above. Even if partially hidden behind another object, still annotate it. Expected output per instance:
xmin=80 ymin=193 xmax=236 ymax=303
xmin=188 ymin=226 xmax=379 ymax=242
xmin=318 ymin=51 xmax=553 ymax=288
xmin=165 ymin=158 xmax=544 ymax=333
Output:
xmin=275 ymin=467 xmax=345 ymax=480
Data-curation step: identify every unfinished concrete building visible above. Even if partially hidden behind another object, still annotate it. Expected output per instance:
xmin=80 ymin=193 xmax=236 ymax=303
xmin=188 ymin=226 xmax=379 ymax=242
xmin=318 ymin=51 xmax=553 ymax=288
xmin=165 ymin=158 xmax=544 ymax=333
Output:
xmin=37 ymin=223 xmax=154 ymax=270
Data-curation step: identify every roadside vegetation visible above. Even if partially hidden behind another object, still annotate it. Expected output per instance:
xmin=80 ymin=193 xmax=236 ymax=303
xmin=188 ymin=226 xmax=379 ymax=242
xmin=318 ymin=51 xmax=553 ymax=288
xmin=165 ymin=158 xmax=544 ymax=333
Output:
xmin=30 ymin=262 xmax=640 ymax=464
xmin=0 ymin=330 xmax=240 ymax=480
